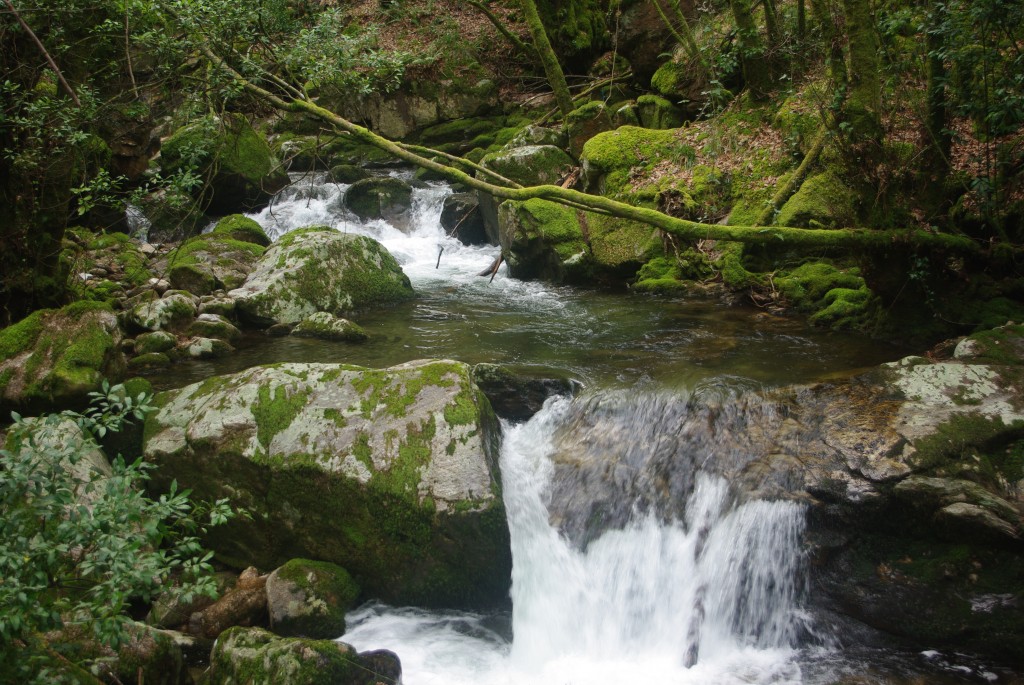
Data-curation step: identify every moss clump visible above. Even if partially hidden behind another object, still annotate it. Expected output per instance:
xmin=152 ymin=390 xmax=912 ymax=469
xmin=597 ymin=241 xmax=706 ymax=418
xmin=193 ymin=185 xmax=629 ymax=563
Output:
xmin=910 ymin=412 xmax=1024 ymax=487
xmin=633 ymin=250 xmax=715 ymax=293
xmin=253 ymin=384 xmax=311 ymax=451
xmin=777 ymin=262 xmax=864 ymax=307
xmin=809 ymin=285 xmax=873 ymax=329
xmin=212 ymin=214 xmax=271 ymax=247
xmin=714 ymin=243 xmax=764 ymax=290
xmin=208 ymin=627 xmax=367 ymax=685
xmin=959 ymin=324 xmax=1024 ymax=366
xmin=581 ymin=126 xmax=681 ymax=199
xmin=775 ymin=169 xmax=858 ymax=228
xmin=636 ymin=94 xmax=684 ymax=130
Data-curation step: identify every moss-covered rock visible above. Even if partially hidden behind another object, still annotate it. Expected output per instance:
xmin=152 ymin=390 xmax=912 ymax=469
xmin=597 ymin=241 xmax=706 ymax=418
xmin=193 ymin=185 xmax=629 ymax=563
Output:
xmin=48 ymin=621 xmax=190 ymax=685
xmin=266 ymin=559 xmax=360 ymax=639
xmin=564 ymin=101 xmax=614 ymax=158
xmin=775 ymin=169 xmax=858 ymax=228
xmin=160 ymin=114 xmax=289 ymax=215
xmin=62 ymin=230 xmax=154 ymax=305
xmin=579 ymin=126 xmax=679 ymax=199
xmin=498 ymin=199 xmax=593 ymax=284
xmin=181 ymin=336 xmax=234 ymax=359
xmin=128 ymin=291 xmax=198 ymax=333
xmin=187 ymin=313 xmax=242 ymax=342
xmin=327 ymin=164 xmax=371 ymax=185
xmin=142 ymin=360 xmax=510 ymax=608
xmin=207 ymin=627 xmax=399 ymax=685
xmin=0 ymin=301 xmax=125 ymax=413
xmin=636 ymin=93 xmax=685 ymax=130
xmin=212 ymin=214 xmax=271 ymax=247
xmin=472 ymin=363 xmax=581 ymax=422
xmin=136 ymin=330 xmax=177 ymax=355
xmin=291 ymin=312 xmax=368 ymax=343
xmin=477 ymin=144 xmax=576 ymax=240
xmin=128 ymin=352 xmax=173 ymax=370
xmin=229 ymin=227 xmax=413 ymax=328
xmin=343 ymin=177 xmax=414 ymax=230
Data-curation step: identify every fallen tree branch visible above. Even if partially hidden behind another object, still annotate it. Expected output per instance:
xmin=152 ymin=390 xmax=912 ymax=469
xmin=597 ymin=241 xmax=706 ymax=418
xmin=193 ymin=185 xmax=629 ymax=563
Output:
xmin=193 ymin=38 xmax=1001 ymax=261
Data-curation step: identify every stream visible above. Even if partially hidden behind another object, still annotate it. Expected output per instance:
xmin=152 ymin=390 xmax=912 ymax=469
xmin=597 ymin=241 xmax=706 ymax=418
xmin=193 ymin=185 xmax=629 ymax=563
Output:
xmin=151 ymin=173 xmax=1017 ymax=684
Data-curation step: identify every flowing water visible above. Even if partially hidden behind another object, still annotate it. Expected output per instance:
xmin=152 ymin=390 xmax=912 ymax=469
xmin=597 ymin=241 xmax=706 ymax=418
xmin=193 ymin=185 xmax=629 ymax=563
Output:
xmin=155 ymin=174 xmax=1017 ymax=683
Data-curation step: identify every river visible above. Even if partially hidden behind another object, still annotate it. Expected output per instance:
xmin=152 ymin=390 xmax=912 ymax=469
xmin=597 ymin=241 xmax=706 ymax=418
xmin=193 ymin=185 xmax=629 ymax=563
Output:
xmin=153 ymin=173 xmax=1016 ymax=684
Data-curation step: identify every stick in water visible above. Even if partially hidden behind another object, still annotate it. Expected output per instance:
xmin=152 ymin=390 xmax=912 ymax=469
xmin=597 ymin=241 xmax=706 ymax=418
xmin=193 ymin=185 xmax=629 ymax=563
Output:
xmin=436 ymin=246 xmax=444 ymax=269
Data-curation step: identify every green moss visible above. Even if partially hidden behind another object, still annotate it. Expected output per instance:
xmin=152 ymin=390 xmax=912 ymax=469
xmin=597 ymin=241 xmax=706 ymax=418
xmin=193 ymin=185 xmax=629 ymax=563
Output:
xmin=911 ymin=412 xmax=1024 ymax=487
xmin=715 ymin=243 xmax=764 ymax=290
xmin=212 ymin=214 xmax=271 ymax=246
xmin=809 ymin=286 xmax=873 ymax=329
xmin=777 ymin=262 xmax=864 ymax=308
xmin=961 ymin=324 xmax=1024 ymax=365
xmin=581 ymin=126 xmax=679 ymax=198
xmin=636 ymin=94 xmax=684 ymax=130
xmin=0 ymin=309 xmax=46 ymax=359
xmin=516 ymin=199 xmax=587 ymax=259
xmin=252 ymin=384 xmax=311 ymax=450
xmin=776 ymin=169 xmax=858 ymax=228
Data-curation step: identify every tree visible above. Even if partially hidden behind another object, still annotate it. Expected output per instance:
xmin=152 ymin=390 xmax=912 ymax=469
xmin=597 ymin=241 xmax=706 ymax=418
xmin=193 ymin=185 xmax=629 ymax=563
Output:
xmin=0 ymin=382 xmax=232 ymax=682
xmin=517 ymin=0 xmax=575 ymax=116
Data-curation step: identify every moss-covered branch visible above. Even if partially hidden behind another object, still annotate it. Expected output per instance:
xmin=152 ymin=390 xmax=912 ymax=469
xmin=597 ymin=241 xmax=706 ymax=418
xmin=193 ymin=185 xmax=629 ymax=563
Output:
xmin=194 ymin=41 xmax=998 ymax=261
xmin=517 ymin=0 xmax=575 ymax=116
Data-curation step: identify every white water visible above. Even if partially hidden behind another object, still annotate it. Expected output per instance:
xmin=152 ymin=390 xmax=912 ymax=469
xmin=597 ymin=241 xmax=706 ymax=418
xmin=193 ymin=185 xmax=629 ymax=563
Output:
xmin=342 ymin=397 xmax=811 ymax=685
xmin=247 ymin=174 xmax=817 ymax=684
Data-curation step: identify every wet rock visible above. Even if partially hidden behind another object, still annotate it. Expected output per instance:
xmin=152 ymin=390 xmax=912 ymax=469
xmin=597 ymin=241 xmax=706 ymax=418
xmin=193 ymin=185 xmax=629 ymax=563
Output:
xmin=199 ymin=296 xmax=237 ymax=318
xmin=229 ymin=227 xmax=413 ymax=328
xmin=182 ymin=336 xmax=234 ymax=359
xmin=472 ymin=363 xmax=581 ymax=422
xmin=161 ymin=215 xmax=269 ymax=296
xmin=327 ymin=164 xmax=370 ymax=184
xmin=128 ymin=352 xmax=173 ymax=370
xmin=136 ymin=330 xmax=177 ymax=355
xmin=440 ymin=193 xmax=488 ymax=246
xmin=476 ymin=145 xmax=575 ymax=242
xmin=343 ymin=176 xmax=414 ymax=230
xmin=47 ymin=620 xmax=190 ymax=685
xmin=142 ymin=359 xmax=509 ymax=607
xmin=291 ymin=312 xmax=368 ymax=343
xmin=266 ymin=559 xmax=359 ymax=639
xmin=207 ymin=627 xmax=400 ymax=685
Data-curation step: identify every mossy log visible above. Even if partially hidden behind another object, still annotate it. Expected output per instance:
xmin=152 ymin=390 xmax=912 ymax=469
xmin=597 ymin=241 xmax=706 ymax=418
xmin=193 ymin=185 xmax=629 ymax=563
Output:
xmin=199 ymin=45 xmax=1007 ymax=263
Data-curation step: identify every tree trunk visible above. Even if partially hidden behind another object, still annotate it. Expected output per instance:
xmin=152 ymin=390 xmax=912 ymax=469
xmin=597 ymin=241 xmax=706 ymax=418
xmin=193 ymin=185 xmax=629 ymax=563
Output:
xmin=762 ymin=0 xmax=781 ymax=52
xmin=729 ymin=0 xmax=772 ymax=100
xmin=925 ymin=11 xmax=951 ymax=176
xmin=518 ymin=0 xmax=575 ymax=117
xmin=841 ymin=0 xmax=883 ymax=143
xmin=808 ymin=0 xmax=846 ymax=88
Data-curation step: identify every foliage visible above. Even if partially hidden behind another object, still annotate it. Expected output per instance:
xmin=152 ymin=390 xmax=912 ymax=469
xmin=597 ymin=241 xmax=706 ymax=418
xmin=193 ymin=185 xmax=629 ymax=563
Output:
xmin=0 ymin=382 xmax=232 ymax=682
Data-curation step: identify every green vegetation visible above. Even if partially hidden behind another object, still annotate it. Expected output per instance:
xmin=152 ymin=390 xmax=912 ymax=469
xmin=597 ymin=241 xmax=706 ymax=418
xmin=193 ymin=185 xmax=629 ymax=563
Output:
xmin=0 ymin=383 xmax=231 ymax=683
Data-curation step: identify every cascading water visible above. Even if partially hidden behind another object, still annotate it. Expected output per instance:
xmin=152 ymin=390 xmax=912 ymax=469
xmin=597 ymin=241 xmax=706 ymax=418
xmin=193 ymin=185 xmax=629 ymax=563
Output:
xmin=194 ymin=172 xmax=997 ymax=683
xmin=342 ymin=394 xmax=811 ymax=685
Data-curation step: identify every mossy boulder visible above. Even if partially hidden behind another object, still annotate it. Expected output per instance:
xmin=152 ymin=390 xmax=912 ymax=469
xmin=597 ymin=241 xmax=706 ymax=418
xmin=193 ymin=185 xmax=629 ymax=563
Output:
xmin=62 ymin=230 xmax=154 ymax=305
xmin=564 ymin=101 xmax=614 ymax=158
xmin=327 ymin=164 xmax=371 ymax=185
xmin=207 ymin=627 xmax=400 ymax=685
xmin=0 ymin=301 xmax=125 ymax=413
xmin=477 ymin=145 xmax=576 ymax=240
xmin=775 ymin=169 xmax=858 ymax=228
xmin=472 ymin=363 xmax=581 ymax=422
xmin=160 ymin=113 xmax=289 ymax=215
xmin=136 ymin=330 xmax=177 ymax=355
xmin=291 ymin=312 xmax=368 ymax=343
xmin=498 ymin=198 xmax=659 ymax=284
xmin=127 ymin=291 xmax=198 ymax=333
xmin=142 ymin=359 xmax=510 ymax=608
xmin=636 ymin=93 xmax=685 ymax=130
xmin=229 ymin=227 xmax=413 ymax=328
xmin=266 ymin=559 xmax=360 ymax=639
xmin=776 ymin=262 xmax=872 ymax=329
xmin=161 ymin=217 xmax=268 ymax=296
xmin=181 ymin=336 xmax=234 ymax=359
xmin=504 ymin=124 xmax=567 ymax=150
xmin=186 ymin=313 xmax=242 ymax=342
xmin=343 ymin=177 xmax=414 ymax=230
xmin=579 ymin=126 xmax=679 ymax=198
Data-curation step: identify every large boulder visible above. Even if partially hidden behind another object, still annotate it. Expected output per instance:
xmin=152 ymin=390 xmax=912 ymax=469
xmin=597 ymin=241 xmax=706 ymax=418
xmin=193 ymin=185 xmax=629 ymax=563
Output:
xmin=159 ymin=113 xmax=289 ymax=215
xmin=228 ymin=227 xmax=414 ymax=328
xmin=142 ymin=359 xmax=510 ymax=608
xmin=48 ymin=621 xmax=190 ymax=685
xmin=207 ymin=627 xmax=400 ymax=685
xmin=440 ymin=193 xmax=489 ymax=246
xmin=0 ymin=301 xmax=125 ymax=413
xmin=477 ymin=144 xmax=575 ymax=243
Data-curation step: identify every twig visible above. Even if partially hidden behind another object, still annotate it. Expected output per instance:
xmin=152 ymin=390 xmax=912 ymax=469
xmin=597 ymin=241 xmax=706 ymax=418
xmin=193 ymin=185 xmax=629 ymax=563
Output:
xmin=4 ymin=0 xmax=81 ymax=107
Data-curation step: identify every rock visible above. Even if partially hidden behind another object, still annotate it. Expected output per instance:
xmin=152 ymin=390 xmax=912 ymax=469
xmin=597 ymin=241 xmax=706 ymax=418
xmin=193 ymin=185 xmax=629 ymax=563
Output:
xmin=440 ymin=193 xmax=489 ymax=246
xmin=207 ymin=627 xmax=400 ymax=685
xmin=472 ymin=363 xmax=582 ymax=422
xmin=47 ymin=620 xmax=190 ymax=685
xmin=199 ymin=296 xmax=237 ymax=318
xmin=182 ymin=336 xmax=234 ymax=359
xmin=9 ymin=416 xmax=112 ymax=509
xmin=229 ymin=227 xmax=413 ymax=328
xmin=0 ymin=301 xmax=125 ymax=413
xmin=565 ymin=101 xmax=614 ymax=157
xmin=477 ymin=145 xmax=575 ymax=242
xmin=505 ymin=124 xmax=568 ymax=150
xmin=894 ymin=476 xmax=1021 ymax=542
xmin=136 ymin=330 xmax=177 ymax=355
xmin=189 ymin=567 xmax=268 ymax=639
xmin=162 ymin=217 xmax=269 ymax=296
xmin=327 ymin=164 xmax=371 ymax=184
xmin=128 ymin=291 xmax=197 ymax=333
xmin=776 ymin=170 xmax=857 ymax=229
xmin=142 ymin=359 xmax=510 ymax=607
xmin=497 ymin=199 xmax=594 ymax=284
xmin=291 ymin=312 xmax=368 ymax=343
xmin=266 ymin=559 xmax=359 ymax=639
xmin=159 ymin=113 xmax=289 ymax=215
xmin=147 ymin=571 xmax=235 ymax=630
xmin=343 ymin=176 xmax=414 ymax=230
xmin=128 ymin=352 xmax=173 ymax=370
xmin=636 ymin=94 xmax=685 ymax=129
xmin=187 ymin=313 xmax=242 ymax=342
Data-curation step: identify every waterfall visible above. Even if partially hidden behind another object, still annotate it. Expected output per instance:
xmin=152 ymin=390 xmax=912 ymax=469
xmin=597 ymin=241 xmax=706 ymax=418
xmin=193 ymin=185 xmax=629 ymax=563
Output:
xmin=342 ymin=394 xmax=811 ymax=685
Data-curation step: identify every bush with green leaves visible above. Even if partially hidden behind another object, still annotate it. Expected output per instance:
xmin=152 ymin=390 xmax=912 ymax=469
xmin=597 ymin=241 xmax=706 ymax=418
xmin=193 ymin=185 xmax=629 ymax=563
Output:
xmin=0 ymin=382 xmax=232 ymax=683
